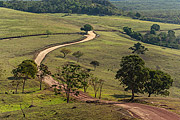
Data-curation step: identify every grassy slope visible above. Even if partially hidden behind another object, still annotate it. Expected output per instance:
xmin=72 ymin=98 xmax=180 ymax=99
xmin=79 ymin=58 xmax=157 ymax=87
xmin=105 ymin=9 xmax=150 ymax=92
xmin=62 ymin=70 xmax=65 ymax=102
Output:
xmin=0 ymin=8 xmax=85 ymax=113
xmin=0 ymin=7 xmax=81 ymax=38
xmin=0 ymin=103 xmax=134 ymax=120
xmin=43 ymin=14 xmax=180 ymax=100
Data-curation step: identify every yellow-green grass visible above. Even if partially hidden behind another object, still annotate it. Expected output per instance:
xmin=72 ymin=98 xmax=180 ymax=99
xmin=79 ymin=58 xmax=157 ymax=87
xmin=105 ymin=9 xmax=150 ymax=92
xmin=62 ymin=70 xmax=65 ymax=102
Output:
xmin=0 ymin=8 xmax=81 ymax=38
xmin=43 ymin=31 xmax=180 ymax=100
xmin=49 ymin=13 xmax=180 ymax=36
xmin=0 ymin=103 xmax=135 ymax=120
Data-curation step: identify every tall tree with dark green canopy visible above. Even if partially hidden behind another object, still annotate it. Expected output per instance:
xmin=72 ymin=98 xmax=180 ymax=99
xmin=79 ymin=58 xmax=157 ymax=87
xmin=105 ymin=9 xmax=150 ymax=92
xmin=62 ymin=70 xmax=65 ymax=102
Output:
xmin=129 ymin=42 xmax=148 ymax=54
xmin=115 ymin=55 xmax=149 ymax=101
xmin=12 ymin=60 xmax=38 ymax=93
xmin=90 ymin=61 xmax=100 ymax=70
xmin=151 ymin=24 xmax=160 ymax=31
xmin=144 ymin=70 xmax=173 ymax=97
xmin=81 ymin=24 xmax=93 ymax=34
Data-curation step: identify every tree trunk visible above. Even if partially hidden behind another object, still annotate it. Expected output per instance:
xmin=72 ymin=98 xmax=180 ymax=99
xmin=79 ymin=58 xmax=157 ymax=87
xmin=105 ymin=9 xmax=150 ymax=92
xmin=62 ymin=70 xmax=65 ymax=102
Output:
xmin=84 ymin=87 xmax=86 ymax=93
xmin=67 ymin=89 xmax=70 ymax=103
xmin=40 ymin=79 xmax=42 ymax=90
xmin=22 ymin=79 xmax=26 ymax=93
xmin=16 ymin=82 xmax=19 ymax=94
xmin=148 ymin=93 xmax=151 ymax=97
xmin=95 ymin=92 xmax=97 ymax=98
xmin=130 ymin=89 xmax=134 ymax=101
xmin=99 ymin=85 xmax=103 ymax=99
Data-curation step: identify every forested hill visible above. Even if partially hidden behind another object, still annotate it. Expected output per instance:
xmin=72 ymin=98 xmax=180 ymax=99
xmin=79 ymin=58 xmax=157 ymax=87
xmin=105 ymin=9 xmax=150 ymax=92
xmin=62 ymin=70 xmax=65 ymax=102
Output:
xmin=0 ymin=0 xmax=121 ymax=15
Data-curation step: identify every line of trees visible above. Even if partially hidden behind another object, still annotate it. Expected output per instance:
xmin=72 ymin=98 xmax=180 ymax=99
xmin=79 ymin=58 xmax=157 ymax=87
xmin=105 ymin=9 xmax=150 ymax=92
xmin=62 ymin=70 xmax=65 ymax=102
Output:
xmin=123 ymin=24 xmax=180 ymax=49
xmin=1 ymin=0 xmax=121 ymax=15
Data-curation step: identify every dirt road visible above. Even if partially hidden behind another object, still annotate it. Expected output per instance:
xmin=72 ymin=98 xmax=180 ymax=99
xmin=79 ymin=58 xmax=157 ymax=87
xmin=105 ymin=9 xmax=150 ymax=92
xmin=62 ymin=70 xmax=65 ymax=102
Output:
xmin=34 ymin=31 xmax=180 ymax=120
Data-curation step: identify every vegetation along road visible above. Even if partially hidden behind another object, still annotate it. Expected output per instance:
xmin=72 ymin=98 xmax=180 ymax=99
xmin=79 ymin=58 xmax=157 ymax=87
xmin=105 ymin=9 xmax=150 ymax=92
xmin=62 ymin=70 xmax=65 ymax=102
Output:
xmin=34 ymin=31 xmax=180 ymax=120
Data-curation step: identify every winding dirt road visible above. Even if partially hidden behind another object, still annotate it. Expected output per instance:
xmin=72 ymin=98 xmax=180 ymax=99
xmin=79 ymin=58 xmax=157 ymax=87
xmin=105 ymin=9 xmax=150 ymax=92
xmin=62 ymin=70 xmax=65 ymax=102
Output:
xmin=34 ymin=31 xmax=180 ymax=120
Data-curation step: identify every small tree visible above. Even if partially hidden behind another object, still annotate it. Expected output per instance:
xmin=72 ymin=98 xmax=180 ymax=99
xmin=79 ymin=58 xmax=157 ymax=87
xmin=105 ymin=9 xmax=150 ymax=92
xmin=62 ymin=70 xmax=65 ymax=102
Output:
xmin=79 ymin=69 xmax=91 ymax=93
xmin=60 ymin=48 xmax=71 ymax=58
xmin=144 ymin=70 xmax=173 ymax=97
xmin=99 ymin=79 xmax=104 ymax=99
xmin=55 ymin=63 xmax=88 ymax=103
xmin=90 ymin=61 xmax=100 ymax=70
xmin=11 ymin=69 xmax=23 ymax=94
xmin=46 ymin=30 xmax=52 ymax=37
xmin=81 ymin=24 xmax=93 ymax=34
xmin=90 ymin=77 xmax=100 ymax=98
xmin=151 ymin=24 xmax=160 ymax=31
xmin=129 ymin=42 xmax=148 ymax=54
xmin=135 ymin=12 xmax=141 ymax=18
xmin=37 ymin=64 xmax=51 ymax=90
xmin=12 ymin=60 xmax=38 ymax=93
xmin=115 ymin=55 xmax=149 ymax=101
xmin=72 ymin=51 xmax=84 ymax=62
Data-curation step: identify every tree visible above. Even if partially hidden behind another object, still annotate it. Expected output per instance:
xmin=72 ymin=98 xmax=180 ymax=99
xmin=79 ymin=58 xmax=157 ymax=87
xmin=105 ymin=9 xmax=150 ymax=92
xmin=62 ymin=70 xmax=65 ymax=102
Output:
xmin=115 ymin=55 xmax=149 ymax=101
xmin=151 ymin=24 xmax=160 ymax=31
xmin=81 ymin=24 xmax=93 ymax=34
xmin=79 ymin=69 xmax=91 ymax=93
xmin=12 ymin=60 xmax=38 ymax=93
xmin=90 ymin=61 xmax=100 ymax=70
xmin=55 ymin=63 xmax=88 ymax=103
xmin=11 ymin=69 xmax=22 ymax=94
xmin=90 ymin=77 xmax=100 ymax=98
xmin=37 ymin=64 xmax=51 ymax=90
xmin=129 ymin=42 xmax=148 ymax=54
xmin=150 ymin=29 xmax=156 ymax=35
xmin=60 ymin=48 xmax=71 ymax=58
xmin=72 ymin=51 xmax=84 ymax=62
xmin=123 ymin=27 xmax=132 ymax=35
xmin=167 ymin=30 xmax=176 ymax=43
xmin=99 ymin=79 xmax=104 ymax=99
xmin=144 ymin=70 xmax=173 ymax=97
xmin=135 ymin=12 xmax=141 ymax=18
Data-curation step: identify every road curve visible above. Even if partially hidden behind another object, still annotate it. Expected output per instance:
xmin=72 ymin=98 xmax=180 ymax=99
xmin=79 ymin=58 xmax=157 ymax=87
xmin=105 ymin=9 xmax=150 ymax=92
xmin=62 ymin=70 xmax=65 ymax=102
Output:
xmin=34 ymin=31 xmax=180 ymax=120
xmin=35 ymin=31 xmax=96 ymax=66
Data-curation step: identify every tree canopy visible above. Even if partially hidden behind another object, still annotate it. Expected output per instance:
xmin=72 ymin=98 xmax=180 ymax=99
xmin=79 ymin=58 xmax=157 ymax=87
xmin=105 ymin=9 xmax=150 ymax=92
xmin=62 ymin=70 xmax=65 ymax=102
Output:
xmin=129 ymin=42 xmax=148 ymax=54
xmin=81 ymin=24 xmax=93 ymax=34
xmin=151 ymin=24 xmax=160 ymax=31
xmin=144 ymin=69 xmax=173 ymax=97
xmin=115 ymin=55 xmax=149 ymax=101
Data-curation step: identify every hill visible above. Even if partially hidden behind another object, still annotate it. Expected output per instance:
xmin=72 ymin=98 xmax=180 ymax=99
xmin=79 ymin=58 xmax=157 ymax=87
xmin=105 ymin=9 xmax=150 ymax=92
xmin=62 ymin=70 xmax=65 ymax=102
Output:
xmin=1 ymin=0 xmax=121 ymax=15
xmin=110 ymin=0 xmax=180 ymax=24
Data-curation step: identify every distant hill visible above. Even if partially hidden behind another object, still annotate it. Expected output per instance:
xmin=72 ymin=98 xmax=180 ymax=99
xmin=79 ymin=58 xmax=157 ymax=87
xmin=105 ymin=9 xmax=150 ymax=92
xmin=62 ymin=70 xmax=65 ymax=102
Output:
xmin=110 ymin=0 xmax=180 ymax=24
xmin=1 ymin=0 xmax=122 ymax=15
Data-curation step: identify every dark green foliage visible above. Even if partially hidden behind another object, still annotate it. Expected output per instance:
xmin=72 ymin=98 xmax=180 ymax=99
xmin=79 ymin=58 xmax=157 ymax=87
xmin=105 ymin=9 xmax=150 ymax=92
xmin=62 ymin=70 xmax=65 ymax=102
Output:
xmin=12 ymin=60 xmax=38 ymax=93
xmin=124 ymin=25 xmax=180 ymax=49
xmin=151 ymin=24 xmax=160 ymax=31
xmin=129 ymin=42 xmax=148 ymax=54
xmin=90 ymin=61 xmax=100 ymax=70
xmin=1 ymin=0 xmax=121 ymax=15
xmin=55 ymin=63 xmax=90 ymax=103
xmin=81 ymin=24 xmax=93 ymax=34
xmin=144 ymin=70 xmax=173 ymax=97
xmin=115 ymin=55 xmax=149 ymax=101
xmin=37 ymin=64 xmax=51 ymax=90
xmin=150 ymin=29 xmax=156 ymax=35
xmin=135 ymin=12 xmax=141 ymax=18
xmin=111 ymin=0 xmax=180 ymax=24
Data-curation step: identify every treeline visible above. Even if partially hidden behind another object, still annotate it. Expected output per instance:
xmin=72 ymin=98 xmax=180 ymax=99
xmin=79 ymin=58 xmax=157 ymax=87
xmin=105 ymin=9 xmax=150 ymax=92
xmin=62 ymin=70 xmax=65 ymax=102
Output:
xmin=0 ymin=0 xmax=121 ymax=15
xmin=123 ymin=24 xmax=180 ymax=49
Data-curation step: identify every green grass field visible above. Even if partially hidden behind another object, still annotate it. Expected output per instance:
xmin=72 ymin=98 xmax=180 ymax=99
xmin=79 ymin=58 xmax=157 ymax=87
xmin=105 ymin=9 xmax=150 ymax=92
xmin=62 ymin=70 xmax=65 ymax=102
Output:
xmin=1 ymin=7 xmax=180 ymax=118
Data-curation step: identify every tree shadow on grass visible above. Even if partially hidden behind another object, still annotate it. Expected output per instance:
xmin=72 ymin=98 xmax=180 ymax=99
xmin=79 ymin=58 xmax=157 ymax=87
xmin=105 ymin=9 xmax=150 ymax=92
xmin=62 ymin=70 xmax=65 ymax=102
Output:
xmin=111 ymin=94 xmax=139 ymax=99
xmin=55 ymin=55 xmax=64 ymax=58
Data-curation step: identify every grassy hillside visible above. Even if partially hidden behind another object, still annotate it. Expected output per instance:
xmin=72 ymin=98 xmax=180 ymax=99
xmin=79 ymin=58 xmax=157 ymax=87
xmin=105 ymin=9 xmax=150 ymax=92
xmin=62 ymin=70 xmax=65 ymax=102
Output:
xmin=0 ymin=103 xmax=134 ymax=120
xmin=0 ymin=7 xmax=80 ymax=38
xmin=43 ymin=13 xmax=180 ymax=99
